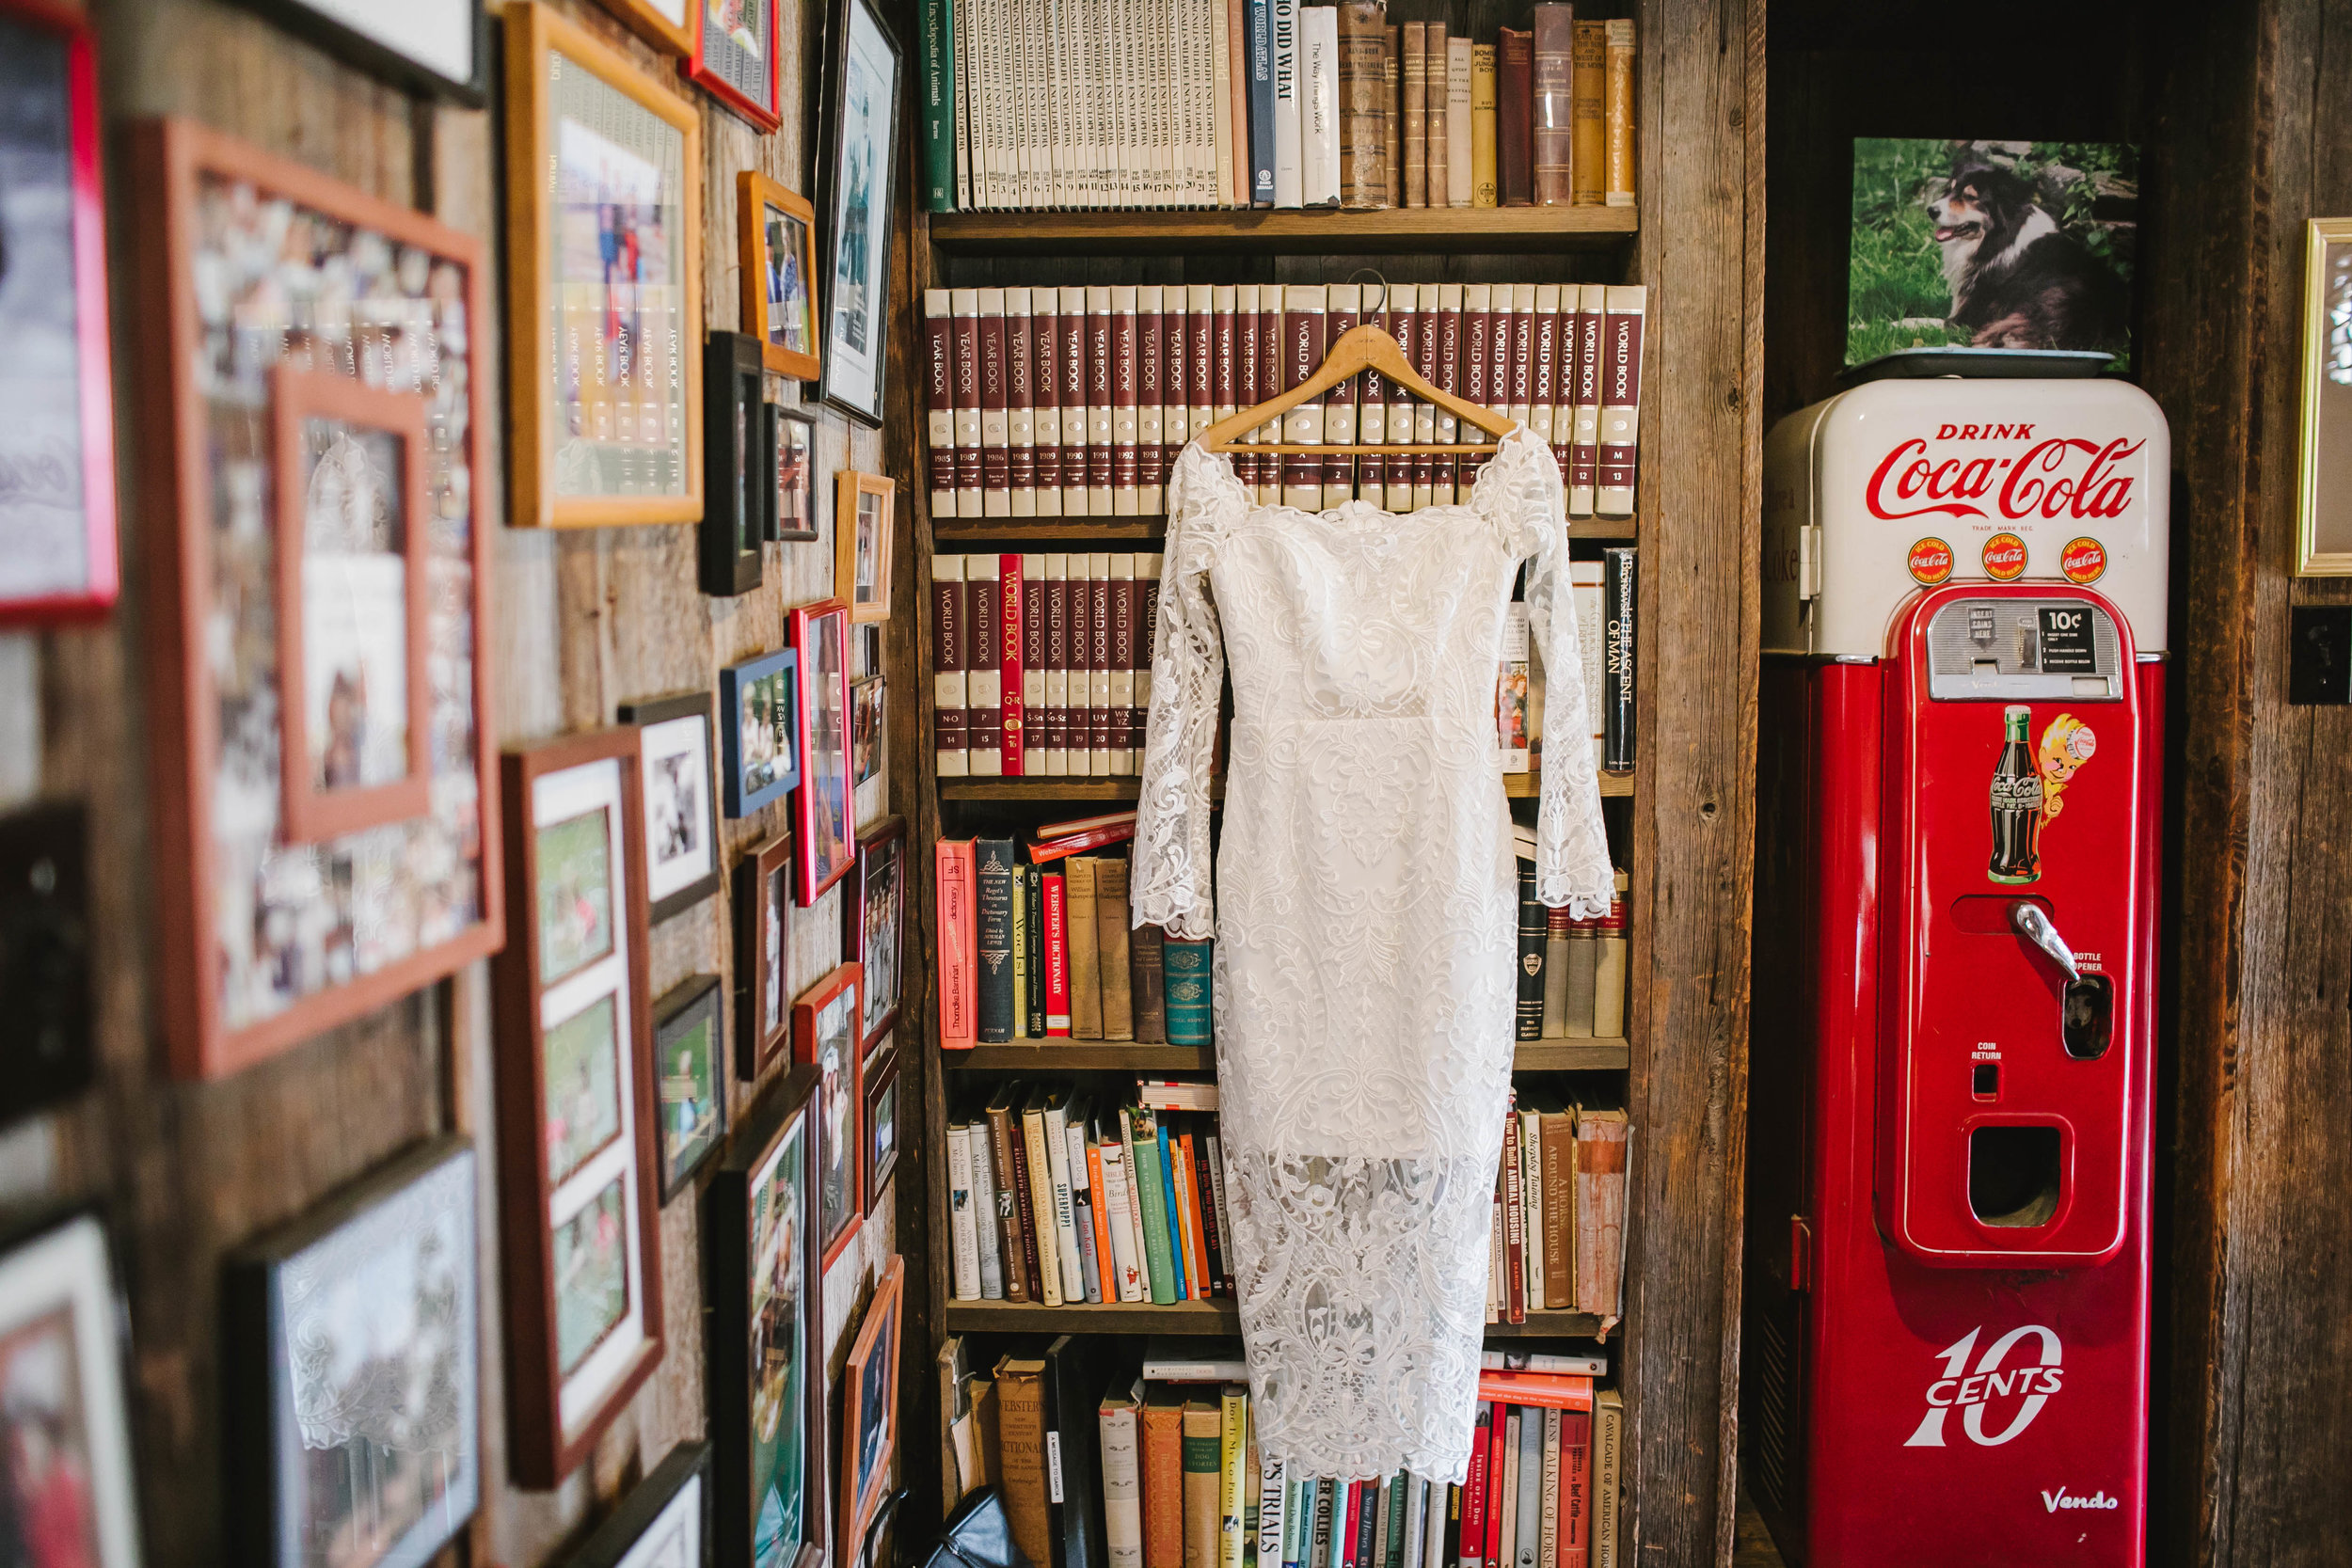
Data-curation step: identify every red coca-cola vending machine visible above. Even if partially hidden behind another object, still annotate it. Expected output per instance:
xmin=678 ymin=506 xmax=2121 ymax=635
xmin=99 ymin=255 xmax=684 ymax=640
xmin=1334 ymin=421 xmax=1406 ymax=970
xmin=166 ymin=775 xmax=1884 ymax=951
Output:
xmin=1745 ymin=366 xmax=2169 ymax=1566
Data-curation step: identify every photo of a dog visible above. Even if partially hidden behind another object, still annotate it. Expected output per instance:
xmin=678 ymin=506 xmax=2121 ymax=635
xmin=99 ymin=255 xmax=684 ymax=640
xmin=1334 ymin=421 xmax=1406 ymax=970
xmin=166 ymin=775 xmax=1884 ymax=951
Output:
xmin=1848 ymin=139 xmax=2136 ymax=368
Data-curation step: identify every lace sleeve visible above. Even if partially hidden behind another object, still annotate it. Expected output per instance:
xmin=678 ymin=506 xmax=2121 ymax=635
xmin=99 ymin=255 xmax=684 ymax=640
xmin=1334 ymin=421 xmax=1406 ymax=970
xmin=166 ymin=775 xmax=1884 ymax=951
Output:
xmin=1131 ymin=448 xmax=1229 ymax=939
xmin=1486 ymin=430 xmax=1615 ymax=916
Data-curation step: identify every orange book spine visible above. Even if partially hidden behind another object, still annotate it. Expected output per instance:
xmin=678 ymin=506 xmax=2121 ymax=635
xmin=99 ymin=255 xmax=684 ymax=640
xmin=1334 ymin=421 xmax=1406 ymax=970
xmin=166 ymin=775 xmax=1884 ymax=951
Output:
xmin=1177 ymin=1128 xmax=1213 ymax=1300
xmin=1144 ymin=1395 xmax=1187 ymax=1568
xmin=1087 ymin=1133 xmax=1119 ymax=1302
xmin=936 ymin=839 xmax=978 ymax=1048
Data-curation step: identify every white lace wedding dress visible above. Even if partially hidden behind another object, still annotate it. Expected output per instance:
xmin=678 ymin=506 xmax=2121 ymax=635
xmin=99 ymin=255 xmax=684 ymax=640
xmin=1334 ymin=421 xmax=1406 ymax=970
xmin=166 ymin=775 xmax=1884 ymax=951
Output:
xmin=1130 ymin=426 xmax=1617 ymax=1483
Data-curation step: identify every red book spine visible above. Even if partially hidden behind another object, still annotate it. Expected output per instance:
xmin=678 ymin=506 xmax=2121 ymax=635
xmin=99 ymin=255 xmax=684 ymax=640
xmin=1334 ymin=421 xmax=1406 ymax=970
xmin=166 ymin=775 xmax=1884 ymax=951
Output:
xmin=1034 ymin=299 xmax=1062 ymax=498
xmin=936 ymin=839 xmax=977 ymax=1048
xmin=966 ymin=554 xmax=1003 ymax=769
xmin=951 ymin=288 xmax=982 ymax=513
xmin=1008 ymin=292 xmax=1037 ymax=506
xmin=1498 ymin=26 xmax=1534 ymax=205
xmin=924 ymin=289 xmax=955 ymax=513
xmin=1067 ymin=561 xmax=1092 ymax=768
xmin=1088 ymin=287 xmax=1115 ymax=499
xmin=1461 ymin=1401 xmax=1493 ymax=1568
xmin=1324 ymin=286 xmax=1360 ymax=499
xmin=1483 ymin=1413 xmax=1507 ymax=1568
xmin=1137 ymin=287 xmax=1165 ymax=507
xmin=1022 ymin=553 xmax=1046 ymax=766
xmin=1437 ymin=290 xmax=1463 ymax=498
xmin=1089 ymin=566 xmax=1113 ymax=757
xmin=1177 ymin=1127 xmax=1211 ymax=1299
xmin=999 ymin=558 xmax=1025 ymax=776
xmin=932 ymin=562 xmax=968 ymax=768
xmin=1234 ymin=285 xmax=1262 ymax=493
xmin=1042 ymin=870 xmax=1072 ymax=1034
xmin=1046 ymin=563 xmax=1071 ymax=764
xmin=1560 ymin=1408 xmax=1592 ymax=1568
xmin=1061 ymin=288 xmax=1089 ymax=513
xmin=1280 ymin=287 xmax=1322 ymax=500
xmin=1257 ymin=289 xmax=1282 ymax=495
xmin=1113 ymin=286 xmax=1140 ymax=508
xmin=1161 ymin=294 xmax=1187 ymax=486
xmin=978 ymin=292 xmax=1010 ymax=513
xmin=1342 ymin=1481 xmax=1363 ymax=1568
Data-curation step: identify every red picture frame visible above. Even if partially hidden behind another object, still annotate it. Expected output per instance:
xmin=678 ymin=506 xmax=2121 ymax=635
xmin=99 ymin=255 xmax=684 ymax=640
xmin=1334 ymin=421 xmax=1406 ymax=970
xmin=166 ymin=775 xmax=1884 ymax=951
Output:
xmin=690 ymin=0 xmax=783 ymax=132
xmin=135 ymin=118 xmax=502 ymax=1079
xmin=792 ymin=960 xmax=866 ymax=1268
xmin=0 ymin=0 xmax=117 ymax=625
xmin=270 ymin=368 xmax=434 ymax=844
xmin=790 ymin=598 xmax=856 ymax=907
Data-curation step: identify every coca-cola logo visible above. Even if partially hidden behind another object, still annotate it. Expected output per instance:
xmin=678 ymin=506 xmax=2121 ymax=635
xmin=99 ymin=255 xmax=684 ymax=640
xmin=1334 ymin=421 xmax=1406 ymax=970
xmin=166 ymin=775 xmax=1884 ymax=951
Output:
xmin=1982 ymin=533 xmax=2029 ymax=580
xmin=1908 ymin=537 xmax=1955 ymax=585
xmin=2059 ymin=537 xmax=2108 ymax=584
xmin=1866 ymin=434 xmax=2146 ymax=523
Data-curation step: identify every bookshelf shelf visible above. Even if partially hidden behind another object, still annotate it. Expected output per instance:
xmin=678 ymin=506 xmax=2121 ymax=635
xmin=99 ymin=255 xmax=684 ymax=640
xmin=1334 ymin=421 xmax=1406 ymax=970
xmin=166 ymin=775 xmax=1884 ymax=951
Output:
xmin=942 ymin=772 xmax=1629 ymax=803
xmin=940 ymin=1299 xmax=1611 ymax=1338
xmin=944 ymin=1040 xmax=1631 ymax=1072
xmin=926 ymin=205 xmax=1641 ymax=257
xmin=931 ymin=515 xmax=1640 ymax=544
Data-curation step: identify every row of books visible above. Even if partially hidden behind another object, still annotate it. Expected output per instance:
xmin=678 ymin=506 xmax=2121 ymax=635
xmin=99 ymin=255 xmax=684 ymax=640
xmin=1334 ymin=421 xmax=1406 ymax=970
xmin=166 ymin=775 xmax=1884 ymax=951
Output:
xmin=922 ymin=281 xmax=1647 ymax=521
xmin=1511 ymin=853 xmax=1629 ymax=1038
xmin=938 ymin=1340 xmax=1629 ymax=1568
xmin=916 ymin=0 xmax=1638 ymax=214
xmin=1496 ymin=546 xmax=1635 ymax=778
xmin=1486 ymin=1091 xmax=1627 ymax=1323
xmin=937 ymin=827 xmax=1211 ymax=1044
xmin=946 ymin=1079 xmax=1237 ymax=1304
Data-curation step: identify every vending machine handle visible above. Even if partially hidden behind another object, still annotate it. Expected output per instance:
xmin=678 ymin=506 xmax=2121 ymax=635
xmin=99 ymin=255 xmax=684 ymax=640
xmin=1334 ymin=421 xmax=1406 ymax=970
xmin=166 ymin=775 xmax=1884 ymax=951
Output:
xmin=2010 ymin=901 xmax=2083 ymax=983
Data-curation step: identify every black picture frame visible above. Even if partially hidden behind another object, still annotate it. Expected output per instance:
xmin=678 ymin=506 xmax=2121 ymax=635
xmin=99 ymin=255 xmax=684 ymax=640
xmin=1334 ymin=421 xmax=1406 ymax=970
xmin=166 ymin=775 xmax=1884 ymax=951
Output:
xmin=0 ymin=800 xmax=93 ymax=1127
xmin=814 ymin=0 xmax=901 ymax=426
xmin=771 ymin=404 xmax=820 ymax=541
xmin=230 ymin=0 xmax=488 ymax=103
xmin=618 ymin=689 xmax=726 ymax=923
xmin=704 ymin=332 xmax=770 ymax=596
xmin=654 ymin=974 xmax=728 ymax=1202
xmin=841 ymin=814 xmax=903 ymax=1049
xmin=861 ymin=1036 xmax=899 ymax=1205
xmin=559 ymin=1441 xmax=712 ymax=1567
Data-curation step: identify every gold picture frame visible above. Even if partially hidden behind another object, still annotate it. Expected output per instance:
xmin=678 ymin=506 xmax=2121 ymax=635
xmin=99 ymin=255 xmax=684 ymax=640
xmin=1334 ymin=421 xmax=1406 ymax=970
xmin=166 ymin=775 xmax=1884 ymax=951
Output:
xmin=739 ymin=169 xmax=821 ymax=383
xmin=834 ymin=470 xmax=896 ymax=624
xmin=504 ymin=1 xmax=704 ymax=530
xmin=2297 ymin=216 xmax=2352 ymax=574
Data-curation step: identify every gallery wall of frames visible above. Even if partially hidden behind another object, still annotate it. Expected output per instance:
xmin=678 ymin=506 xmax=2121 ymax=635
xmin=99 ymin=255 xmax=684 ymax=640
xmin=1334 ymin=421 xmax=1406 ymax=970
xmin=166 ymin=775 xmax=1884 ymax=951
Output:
xmin=0 ymin=1 xmax=920 ymax=1566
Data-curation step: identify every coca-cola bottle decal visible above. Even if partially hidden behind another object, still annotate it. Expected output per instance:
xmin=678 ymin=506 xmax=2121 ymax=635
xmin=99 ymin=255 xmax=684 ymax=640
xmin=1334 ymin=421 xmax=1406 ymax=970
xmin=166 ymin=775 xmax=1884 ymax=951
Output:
xmin=1989 ymin=705 xmax=2044 ymax=884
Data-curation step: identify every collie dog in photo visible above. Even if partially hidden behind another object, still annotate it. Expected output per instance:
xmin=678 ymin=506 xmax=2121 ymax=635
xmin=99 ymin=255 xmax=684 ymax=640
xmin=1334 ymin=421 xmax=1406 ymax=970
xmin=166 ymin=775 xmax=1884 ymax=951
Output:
xmin=1924 ymin=158 xmax=2129 ymax=353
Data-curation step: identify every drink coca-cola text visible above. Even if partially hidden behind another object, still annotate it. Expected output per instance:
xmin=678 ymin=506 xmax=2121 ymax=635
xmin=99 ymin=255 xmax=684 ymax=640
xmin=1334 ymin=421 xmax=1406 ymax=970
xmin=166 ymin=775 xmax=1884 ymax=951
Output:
xmin=1866 ymin=435 xmax=2145 ymax=524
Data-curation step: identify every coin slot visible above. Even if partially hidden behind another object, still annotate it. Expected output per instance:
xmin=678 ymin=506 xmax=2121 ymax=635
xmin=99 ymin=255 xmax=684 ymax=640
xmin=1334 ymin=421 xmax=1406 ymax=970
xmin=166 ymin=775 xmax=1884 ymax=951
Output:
xmin=1968 ymin=1124 xmax=2061 ymax=1228
xmin=2062 ymin=974 xmax=2113 ymax=1060
xmin=1972 ymin=1064 xmax=1998 ymax=1100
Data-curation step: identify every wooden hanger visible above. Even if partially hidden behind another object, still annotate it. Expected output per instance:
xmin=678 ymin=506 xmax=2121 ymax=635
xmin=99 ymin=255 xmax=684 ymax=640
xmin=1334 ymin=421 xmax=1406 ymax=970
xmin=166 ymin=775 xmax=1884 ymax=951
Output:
xmin=1195 ymin=321 xmax=1519 ymax=455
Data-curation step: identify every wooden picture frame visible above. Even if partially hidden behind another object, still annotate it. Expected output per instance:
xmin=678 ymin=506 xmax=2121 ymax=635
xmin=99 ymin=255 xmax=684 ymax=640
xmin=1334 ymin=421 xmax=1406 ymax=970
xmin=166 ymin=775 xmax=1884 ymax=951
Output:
xmin=735 ymin=829 xmax=795 ymax=1081
xmin=793 ymin=961 xmax=866 ymax=1267
xmin=850 ymin=676 xmax=885 ymax=787
xmin=0 ymin=0 xmax=117 ymax=626
xmin=842 ymin=814 xmax=904 ymax=1048
xmin=135 ymin=117 xmax=501 ymax=1080
xmin=505 ymin=1 xmax=703 ymax=530
xmin=691 ymin=0 xmax=782 ymax=132
xmin=654 ymin=974 xmax=728 ymax=1201
xmin=707 ymin=1064 xmax=829 ymax=1568
xmin=816 ymin=0 xmax=902 ymax=425
xmin=862 ymin=1036 xmax=900 ymax=1204
xmin=789 ymin=599 xmax=856 ymax=905
xmin=226 ymin=1137 xmax=481 ymax=1567
xmin=591 ymin=0 xmax=692 ymax=55
xmin=492 ymin=728 xmax=666 ymax=1489
xmin=705 ymin=331 xmax=770 ymax=597
xmin=230 ymin=0 xmax=487 ymax=102
xmin=772 ymin=404 xmax=820 ymax=541
xmin=839 ymin=1256 xmax=906 ymax=1562
xmin=2298 ymin=216 xmax=2352 ymax=575
xmin=0 ymin=1209 xmax=141 ymax=1568
xmin=270 ymin=367 xmax=434 ymax=845
xmin=618 ymin=689 xmax=725 ymax=923
xmin=721 ymin=647 xmax=800 ymax=817
xmin=834 ymin=470 xmax=897 ymax=623
xmin=741 ymin=170 xmax=820 ymax=381
xmin=561 ymin=1441 xmax=711 ymax=1568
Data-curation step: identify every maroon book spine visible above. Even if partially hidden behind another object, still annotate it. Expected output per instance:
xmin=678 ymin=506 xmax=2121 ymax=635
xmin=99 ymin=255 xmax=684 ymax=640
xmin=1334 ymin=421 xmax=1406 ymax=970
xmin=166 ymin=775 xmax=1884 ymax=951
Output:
xmin=1138 ymin=565 xmax=1162 ymax=752
xmin=1162 ymin=293 xmax=1188 ymax=486
xmin=1572 ymin=294 xmax=1604 ymax=502
xmin=1009 ymin=294 xmax=1037 ymax=502
xmin=1235 ymin=286 xmax=1262 ymax=493
xmin=1214 ymin=291 xmax=1239 ymax=428
xmin=1137 ymin=293 xmax=1164 ymax=501
xmin=1088 ymin=292 xmax=1115 ymax=498
xmin=952 ymin=292 xmax=982 ymax=503
xmin=1325 ymin=287 xmax=1361 ymax=499
xmin=979 ymin=301 xmax=1010 ymax=508
xmin=1114 ymin=291 xmax=1141 ymax=502
xmin=1067 ymin=562 xmax=1092 ymax=765
xmin=924 ymin=291 xmax=955 ymax=511
xmin=1499 ymin=290 xmax=1525 ymax=415
xmin=967 ymin=554 xmax=1003 ymax=765
xmin=933 ymin=566 xmax=967 ymax=764
xmin=1436 ymin=289 xmax=1463 ymax=498
xmin=1282 ymin=287 xmax=1323 ymax=499
xmin=1032 ymin=298 xmax=1061 ymax=498
xmin=1045 ymin=565 xmax=1072 ymax=761
xmin=1534 ymin=294 xmax=1563 ymax=477
xmin=1360 ymin=300 xmax=1391 ymax=499
xmin=1090 ymin=568 xmax=1114 ymax=754
xmin=1109 ymin=566 xmax=1138 ymax=761
xmin=1401 ymin=291 xmax=1429 ymax=499
xmin=1061 ymin=290 xmax=1089 ymax=512
xmin=1555 ymin=295 xmax=1580 ymax=481
xmin=1498 ymin=26 xmax=1534 ymax=206
xmin=1598 ymin=295 xmax=1645 ymax=515
xmin=1258 ymin=288 xmax=1283 ymax=495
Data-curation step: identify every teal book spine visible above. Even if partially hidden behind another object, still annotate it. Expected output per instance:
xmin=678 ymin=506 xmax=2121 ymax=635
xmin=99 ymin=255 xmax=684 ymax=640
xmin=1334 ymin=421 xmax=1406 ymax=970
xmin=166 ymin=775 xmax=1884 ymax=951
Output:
xmin=1165 ymin=939 xmax=1214 ymax=1046
xmin=1129 ymin=1108 xmax=1178 ymax=1304
xmin=1157 ymin=1122 xmax=1190 ymax=1300
xmin=918 ymin=0 xmax=956 ymax=212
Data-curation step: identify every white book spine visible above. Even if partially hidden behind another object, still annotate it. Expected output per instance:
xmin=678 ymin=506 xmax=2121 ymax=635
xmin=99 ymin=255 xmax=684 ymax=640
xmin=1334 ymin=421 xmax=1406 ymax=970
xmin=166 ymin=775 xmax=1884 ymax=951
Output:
xmin=1101 ymin=1397 xmax=1146 ymax=1568
xmin=954 ymin=0 xmax=972 ymax=207
xmin=1446 ymin=37 xmax=1474 ymax=208
xmin=1572 ymin=562 xmax=1605 ymax=770
xmin=1401 ymin=1473 xmax=1427 ymax=1568
xmin=1120 ymin=1108 xmax=1153 ymax=1289
xmin=1258 ymin=1461 xmax=1288 ymax=1566
xmin=1422 ymin=1479 xmax=1448 ymax=1568
xmin=1519 ymin=1109 xmax=1543 ymax=1307
xmin=968 ymin=1115 xmax=1006 ymax=1296
xmin=948 ymin=1122 xmax=982 ymax=1299
xmin=1040 ymin=1100 xmax=1087 ymax=1301
xmin=1210 ymin=0 xmax=1233 ymax=207
xmin=1088 ymin=550 xmax=1114 ymax=773
xmin=1108 ymin=553 xmax=1137 ymax=773
xmin=1271 ymin=0 xmax=1302 ymax=208
xmin=1100 ymin=1135 xmax=1144 ymax=1300
xmin=1068 ymin=1117 xmax=1104 ymax=1302
xmin=1301 ymin=7 xmax=1340 ymax=209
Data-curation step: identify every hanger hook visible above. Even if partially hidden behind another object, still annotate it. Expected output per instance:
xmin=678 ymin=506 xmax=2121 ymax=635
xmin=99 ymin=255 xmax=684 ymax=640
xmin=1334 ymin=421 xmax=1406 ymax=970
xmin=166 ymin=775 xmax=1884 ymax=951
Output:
xmin=1346 ymin=267 xmax=1390 ymax=318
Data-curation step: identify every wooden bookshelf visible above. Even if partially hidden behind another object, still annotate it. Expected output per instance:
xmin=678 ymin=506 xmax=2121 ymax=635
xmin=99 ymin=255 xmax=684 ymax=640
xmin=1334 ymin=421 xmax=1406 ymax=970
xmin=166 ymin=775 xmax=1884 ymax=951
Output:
xmin=932 ymin=515 xmax=1641 ymax=543
xmin=941 ymin=771 xmax=1629 ymax=803
xmin=943 ymin=1300 xmax=1611 ymax=1337
xmin=926 ymin=205 xmax=1641 ymax=256
xmin=948 ymin=1040 xmax=1631 ymax=1072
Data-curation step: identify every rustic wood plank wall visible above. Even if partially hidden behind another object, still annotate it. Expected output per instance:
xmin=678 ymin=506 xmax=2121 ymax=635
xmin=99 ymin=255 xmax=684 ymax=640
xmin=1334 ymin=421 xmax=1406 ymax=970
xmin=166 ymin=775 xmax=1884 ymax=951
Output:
xmin=3 ymin=1 xmax=914 ymax=1562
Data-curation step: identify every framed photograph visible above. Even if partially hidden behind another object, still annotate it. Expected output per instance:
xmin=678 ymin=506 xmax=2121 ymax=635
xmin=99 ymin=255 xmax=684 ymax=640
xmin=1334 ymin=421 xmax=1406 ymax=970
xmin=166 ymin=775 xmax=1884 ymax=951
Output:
xmin=226 ymin=1137 xmax=480 ymax=1568
xmin=230 ymin=0 xmax=487 ymax=101
xmin=721 ymin=649 xmax=800 ymax=818
xmin=734 ymin=830 xmax=794 ymax=1081
xmin=563 ymin=1442 xmax=710 ymax=1568
xmin=619 ymin=689 xmax=723 ymax=923
xmin=862 ymin=1037 xmax=899 ymax=1203
xmin=592 ymin=0 xmax=693 ymax=55
xmin=707 ymin=1063 xmax=829 ymax=1568
xmin=2299 ymin=218 xmax=2352 ymax=575
xmin=741 ymin=171 xmax=819 ymax=382
xmin=505 ymin=1 xmax=703 ymax=530
xmin=655 ymin=974 xmax=727 ymax=1200
xmin=691 ymin=0 xmax=781 ymax=132
xmin=842 ymin=815 xmax=903 ymax=1047
xmin=270 ymin=368 xmax=433 ymax=845
xmin=789 ymin=600 xmax=855 ymax=905
xmin=834 ymin=471 xmax=896 ymax=623
xmin=492 ymin=728 xmax=666 ymax=1488
xmin=816 ymin=0 xmax=902 ymax=425
xmin=705 ymin=332 xmax=771 ymax=597
xmin=850 ymin=677 xmax=884 ymax=788
xmin=793 ymin=962 xmax=865 ymax=1267
xmin=840 ymin=1256 xmax=905 ymax=1562
xmin=0 ymin=801 xmax=93 ymax=1126
xmin=0 ymin=1211 xmax=140 ymax=1567
xmin=771 ymin=405 xmax=819 ymax=542
xmin=0 ymin=1 xmax=116 ymax=626
xmin=136 ymin=118 xmax=501 ymax=1080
